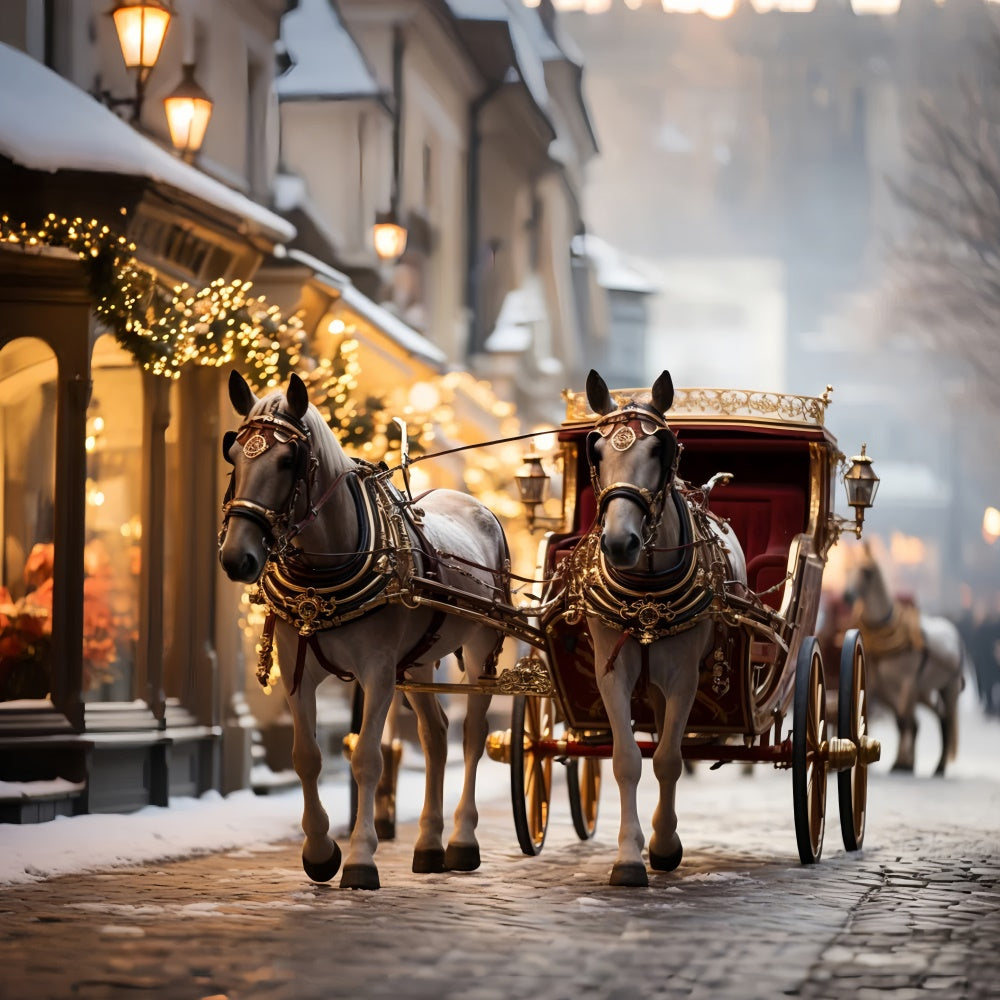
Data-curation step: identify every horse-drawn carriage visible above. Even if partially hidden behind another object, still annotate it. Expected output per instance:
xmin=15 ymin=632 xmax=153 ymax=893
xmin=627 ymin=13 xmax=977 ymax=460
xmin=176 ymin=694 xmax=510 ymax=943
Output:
xmin=219 ymin=368 xmax=880 ymax=890
xmin=485 ymin=374 xmax=882 ymax=877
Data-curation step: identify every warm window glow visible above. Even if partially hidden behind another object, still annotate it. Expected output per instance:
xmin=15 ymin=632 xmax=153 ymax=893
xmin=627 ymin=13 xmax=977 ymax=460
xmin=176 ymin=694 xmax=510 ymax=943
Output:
xmin=111 ymin=2 xmax=171 ymax=72
xmin=889 ymin=532 xmax=926 ymax=566
xmin=983 ymin=506 xmax=1000 ymax=544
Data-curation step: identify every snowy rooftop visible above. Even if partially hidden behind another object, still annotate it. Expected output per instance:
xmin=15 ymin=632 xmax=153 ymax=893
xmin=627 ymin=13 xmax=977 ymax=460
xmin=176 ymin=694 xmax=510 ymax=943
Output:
xmin=0 ymin=42 xmax=294 ymax=243
xmin=572 ymin=234 xmax=659 ymax=294
xmin=276 ymin=0 xmax=380 ymax=100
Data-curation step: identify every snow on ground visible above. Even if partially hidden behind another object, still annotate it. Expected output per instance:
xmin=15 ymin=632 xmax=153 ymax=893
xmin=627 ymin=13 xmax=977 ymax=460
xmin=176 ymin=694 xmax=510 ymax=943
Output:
xmin=0 ymin=689 xmax=996 ymax=888
xmin=0 ymin=752 xmax=512 ymax=888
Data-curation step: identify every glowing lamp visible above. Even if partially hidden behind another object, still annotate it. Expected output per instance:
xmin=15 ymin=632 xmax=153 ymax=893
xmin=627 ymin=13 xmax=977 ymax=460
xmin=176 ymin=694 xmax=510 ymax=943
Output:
xmin=164 ymin=64 xmax=213 ymax=155
xmin=110 ymin=1 xmax=172 ymax=77
xmin=373 ymin=210 xmax=408 ymax=262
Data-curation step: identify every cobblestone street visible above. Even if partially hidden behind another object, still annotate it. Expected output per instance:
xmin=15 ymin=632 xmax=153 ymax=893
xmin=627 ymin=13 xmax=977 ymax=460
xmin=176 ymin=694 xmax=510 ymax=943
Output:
xmin=1 ymin=705 xmax=997 ymax=1000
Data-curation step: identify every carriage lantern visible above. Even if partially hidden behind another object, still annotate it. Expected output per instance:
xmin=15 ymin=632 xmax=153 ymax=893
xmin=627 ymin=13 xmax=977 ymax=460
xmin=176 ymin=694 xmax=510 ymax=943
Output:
xmin=843 ymin=443 xmax=880 ymax=538
xmin=515 ymin=454 xmax=552 ymax=533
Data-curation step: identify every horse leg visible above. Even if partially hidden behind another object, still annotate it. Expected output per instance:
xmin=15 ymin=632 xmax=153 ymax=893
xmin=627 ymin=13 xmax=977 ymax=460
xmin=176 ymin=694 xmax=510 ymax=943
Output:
xmin=934 ymin=673 xmax=963 ymax=777
xmin=648 ymin=670 xmax=698 ymax=873
xmin=342 ymin=671 xmax=394 ymax=890
xmin=404 ymin=677 xmax=449 ymax=874
xmin=375 ymin=692 xmax=403 ymax=840
xmin=596 ymin=649 xmax=646 ymax=887
xmin=445 ymin=689 xmax=492 ymax=872
xmin=282 ymin=664 xmax=341 ymax=883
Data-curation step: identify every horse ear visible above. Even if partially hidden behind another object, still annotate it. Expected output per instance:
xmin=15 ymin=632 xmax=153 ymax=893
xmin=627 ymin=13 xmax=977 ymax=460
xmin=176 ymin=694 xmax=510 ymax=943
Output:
xmin=286 ymin=372 xmax=309 ymax=421
xmin=228 ymin=370 xmax=257 ymax=416
xmin=651 ymin=370 xmax=674 ymax=416
xmin=586 ymin=369 xmax=616 ymax=416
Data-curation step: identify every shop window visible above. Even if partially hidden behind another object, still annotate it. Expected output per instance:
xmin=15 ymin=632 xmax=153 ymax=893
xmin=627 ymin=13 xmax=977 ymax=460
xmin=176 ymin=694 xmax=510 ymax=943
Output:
xmin=83 ymin=337 xmax=143 ymax=702
xmin=0 ymin=337 xmax=57 ymax=702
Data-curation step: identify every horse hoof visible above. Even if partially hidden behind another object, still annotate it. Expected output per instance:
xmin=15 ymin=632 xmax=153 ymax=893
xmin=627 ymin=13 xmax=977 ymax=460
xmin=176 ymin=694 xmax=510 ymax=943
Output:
xmin=891 ymin=763 xmax=914 ymax=774
xmin=302 ymin=843 xmax=342 ymax=883
xmin=412 ymin=848 xmax=446 ymax=874
xmin=444 ymin=844 xmax=481 ymax=872
xmin=375 ymin=818 xmax=396 ymax=841
xmin=649 ymin=842 xmax=683 ymax=872
xmin=609 ymin=862 xmax=648 ymax=888
xmin=341 ymin=864 xmax=380 ymax=890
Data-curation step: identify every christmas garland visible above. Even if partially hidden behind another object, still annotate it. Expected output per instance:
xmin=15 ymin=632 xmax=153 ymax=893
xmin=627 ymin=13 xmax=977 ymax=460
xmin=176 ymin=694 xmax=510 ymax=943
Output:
xmin=0 ymin=212 xmax=305 ymax=388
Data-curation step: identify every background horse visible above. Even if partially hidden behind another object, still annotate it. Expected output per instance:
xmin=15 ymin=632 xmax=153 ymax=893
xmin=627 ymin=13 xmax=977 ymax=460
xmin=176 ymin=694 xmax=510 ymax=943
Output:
xmin=844 ymin=545 xmax=965 ymax=775
xmin=219 ymin=371 xmax=507 ymax=889
xmin=581 ymin=369 xmax=747 ymax=887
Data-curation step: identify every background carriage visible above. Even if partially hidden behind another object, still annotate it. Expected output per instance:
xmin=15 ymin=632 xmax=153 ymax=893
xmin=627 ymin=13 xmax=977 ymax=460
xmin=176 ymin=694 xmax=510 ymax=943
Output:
xmin=477 ymin=383 xmax=881 ymax=866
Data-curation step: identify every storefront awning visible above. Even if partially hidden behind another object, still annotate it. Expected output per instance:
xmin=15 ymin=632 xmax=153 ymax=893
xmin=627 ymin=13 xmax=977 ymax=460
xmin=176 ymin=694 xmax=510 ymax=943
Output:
xmin=0 ymin=42 xmax=294 ymax=245
xmin=289 ymin=249 xmax=447 ymax=370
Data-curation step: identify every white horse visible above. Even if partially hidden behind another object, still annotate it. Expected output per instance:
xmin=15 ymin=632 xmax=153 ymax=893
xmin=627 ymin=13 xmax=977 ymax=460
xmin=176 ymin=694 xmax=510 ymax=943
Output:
xmin=845 ymin=545 xmax=965 ymax=775
xmin=581 ymin=370 xmax=747 ymax=887
xmin=219 ymin=371 xmax=507 ymax=889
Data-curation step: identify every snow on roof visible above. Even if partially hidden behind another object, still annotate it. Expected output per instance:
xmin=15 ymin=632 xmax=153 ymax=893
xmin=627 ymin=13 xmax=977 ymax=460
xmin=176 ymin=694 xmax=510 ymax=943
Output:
xmin=444 ymin=0 xmax=551 ymax=116
xmin=288 ymin=248 xmax=446 ymax=368
xmin=572 ymin=234 xmax=659 ymax=295
xmin=0 ymin=43 xmax=293 ymax=242
xmin=276 ymin=0 xmax=379 ymax=100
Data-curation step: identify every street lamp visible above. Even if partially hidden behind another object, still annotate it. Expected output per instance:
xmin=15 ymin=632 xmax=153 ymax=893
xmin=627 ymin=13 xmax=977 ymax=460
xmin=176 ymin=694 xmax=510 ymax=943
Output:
xmin=515 ymin=454 xmax=566 ymax=533
xmin=163 ymin=63 xmax=213 ymax=156
xmin=104 ymin=1 xmax=173 ymax=123
xmin=373 ymin=26 xmax=408 ymax=263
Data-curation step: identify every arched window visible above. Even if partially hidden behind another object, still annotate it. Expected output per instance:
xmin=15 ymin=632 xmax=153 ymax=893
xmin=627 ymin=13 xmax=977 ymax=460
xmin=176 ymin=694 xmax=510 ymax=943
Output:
xmin=0 ymin=337 xmax=57 ymax=702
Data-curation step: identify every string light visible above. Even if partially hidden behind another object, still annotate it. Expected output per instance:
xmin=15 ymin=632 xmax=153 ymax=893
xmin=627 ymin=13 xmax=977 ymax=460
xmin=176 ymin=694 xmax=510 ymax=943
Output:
xmin=0 ymin=213 xmax=305 ymax=388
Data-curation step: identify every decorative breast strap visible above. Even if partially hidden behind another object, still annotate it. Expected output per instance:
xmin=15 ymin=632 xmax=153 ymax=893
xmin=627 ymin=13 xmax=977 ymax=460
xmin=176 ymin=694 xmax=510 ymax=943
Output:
xmin=568 ymin=488 xmax=728 ymax=645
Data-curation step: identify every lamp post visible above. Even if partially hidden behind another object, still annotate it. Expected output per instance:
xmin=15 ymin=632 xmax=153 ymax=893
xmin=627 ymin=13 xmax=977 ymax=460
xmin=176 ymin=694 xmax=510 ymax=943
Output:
xmin=373 ymin=25 xmax=408 ymax=263
xmin=105 ymin=0 xmax=173 ymax=123
xmin=163 ymin=63 xmax=213 ymax=157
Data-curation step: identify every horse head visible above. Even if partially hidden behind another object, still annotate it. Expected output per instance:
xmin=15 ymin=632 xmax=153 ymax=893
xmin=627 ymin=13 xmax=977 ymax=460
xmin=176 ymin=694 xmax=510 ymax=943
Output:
xmin=843 ymin=542 xmax=892 ymax=622
xmin=218 ymin=370 xmax=315 ymax=583
xmin=584 ymin=368 xmax=679 ymax=570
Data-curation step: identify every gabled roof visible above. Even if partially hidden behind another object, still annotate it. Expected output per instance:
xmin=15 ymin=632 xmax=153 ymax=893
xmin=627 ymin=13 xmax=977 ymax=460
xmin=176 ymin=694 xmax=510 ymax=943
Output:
xmin=276 ymin=0 xmax=381 ymax=101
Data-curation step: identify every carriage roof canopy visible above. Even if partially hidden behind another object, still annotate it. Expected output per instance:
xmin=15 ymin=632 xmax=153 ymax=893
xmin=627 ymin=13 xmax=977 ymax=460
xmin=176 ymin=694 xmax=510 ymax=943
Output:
xmin=562 ymin=385 xmax=833 ymax=429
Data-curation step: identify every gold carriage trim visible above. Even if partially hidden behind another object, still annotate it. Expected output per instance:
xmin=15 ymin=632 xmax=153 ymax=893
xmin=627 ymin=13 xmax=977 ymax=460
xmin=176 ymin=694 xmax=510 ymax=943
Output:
xmin=563 ymin=385 xmax=832 ymax=428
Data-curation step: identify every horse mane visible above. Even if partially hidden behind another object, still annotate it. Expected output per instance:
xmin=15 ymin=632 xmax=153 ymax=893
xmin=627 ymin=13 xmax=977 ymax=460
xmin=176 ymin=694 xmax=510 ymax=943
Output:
xmin=251 ymin=387 xmax=352 ymax=476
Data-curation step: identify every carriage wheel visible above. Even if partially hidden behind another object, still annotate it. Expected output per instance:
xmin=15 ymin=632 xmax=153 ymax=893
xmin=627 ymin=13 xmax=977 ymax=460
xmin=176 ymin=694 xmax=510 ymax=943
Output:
xmin=838 ymin=629 xmax=869 ymax=852
xmin=567 ymin=757 xmax=601 ymax=840
xmin=792 ymin=636 xmax=827 ymax=865
xmin=510 ymin=695 xmax=553 ymax=856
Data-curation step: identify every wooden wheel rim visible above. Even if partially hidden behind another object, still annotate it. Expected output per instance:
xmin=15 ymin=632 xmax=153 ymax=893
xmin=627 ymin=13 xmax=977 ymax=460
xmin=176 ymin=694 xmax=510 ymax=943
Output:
xmin=838 ymin=631 xmax=868 ymax=851
xmin=793 ymin=638 xmax=827 ymax=864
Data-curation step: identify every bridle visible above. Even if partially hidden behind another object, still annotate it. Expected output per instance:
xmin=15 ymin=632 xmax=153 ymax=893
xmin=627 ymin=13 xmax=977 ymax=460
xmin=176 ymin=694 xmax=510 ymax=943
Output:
xmin=586 ymin=402 xmax=681 ymax=545
xmin=219 ymin=410 xmax=318 ymax=555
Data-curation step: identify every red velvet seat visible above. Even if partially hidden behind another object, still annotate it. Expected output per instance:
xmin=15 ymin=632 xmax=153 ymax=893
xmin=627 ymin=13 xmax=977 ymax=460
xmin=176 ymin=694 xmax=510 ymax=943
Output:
xmin=708 ymin=485 xmax=806 ymax=609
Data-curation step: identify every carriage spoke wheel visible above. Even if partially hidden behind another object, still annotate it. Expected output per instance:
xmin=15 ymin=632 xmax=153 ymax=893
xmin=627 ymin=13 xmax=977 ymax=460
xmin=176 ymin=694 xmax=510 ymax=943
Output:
xmin=838 ymin=629 xmax=870 ymax=852
xmin=510 ymin=695 xmax=553 ymax=856
xmin=792 ymin=637 xmax=827 ymax=865
xmin=567 ymin=755 xmax=601 ymax=840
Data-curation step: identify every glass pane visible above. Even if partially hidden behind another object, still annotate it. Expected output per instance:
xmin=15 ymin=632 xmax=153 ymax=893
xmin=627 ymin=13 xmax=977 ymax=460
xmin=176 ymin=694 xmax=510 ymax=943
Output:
xmin=0 ymin=338 xmax=57 ymax=702
xmin=84 ymin=336 xmax=142 ymax=701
